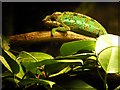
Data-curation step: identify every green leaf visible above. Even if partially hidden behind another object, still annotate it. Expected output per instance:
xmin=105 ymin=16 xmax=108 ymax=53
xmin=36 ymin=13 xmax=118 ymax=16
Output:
xmin=4 ymin=50 xmax=16 ymax=60
xmin=19 ymin=51 xmax=53 ymax=62
xmin=2 ymin=50 xmax=24 ymax=79
xmin=2 ymin=71 xmax=13 ymax=78
xmin=115 ymin=85 xmax=120 ymax=90
xmin=49 ymin=66 xmax=71 ymax=77
xmin=95 ymin=34 xmax=120 ymax=74
xmin=15 ymin=57 xmax=25 ymax=79
xmin=98 ymin=46 xmax=120 ymax=74
xmin=21 ymin=59 xmax=57 ymax=71
xmin=2 ymin=71 xmax=20 ymax=84
xmin=45 ymin=59 xmax=83 ymax=77
xmin=41 ymin=79 xmax=55 ymax=88
xmin=22 ymin=71 xmax=36 ymax=79
xmin=51 ymin=78 xmax=96 ymax=90
xmin=0 ymin=55 xmax=12 ymax=73
xmin=60 ymin=40 xmax=96 ymax=56
xmin=28 ymin=67 xmax=42 ymax=75
xmin=45 ymin=63 xmax=69 ymax=76
xmin=56 ymin=53 xmax=95 ymax=60
xmin=0 ymin=35 xmax=10 ymax=51
xmin=57 ymin=59 xmax=83 ymax=63
xmin=66 ymin=79 xmax=95 ymax=90
xmin=19 ymin=78 xmax=55 ymax=88
xmin=2 ymin=50 xmax=19 ymax=74
xmin=95 ymin=34 xmax=119 ymax=55
xmin=18 ymin=51 xmax=55 ymax=71
xmin=2 ymin=77 xmax=18 ymax=88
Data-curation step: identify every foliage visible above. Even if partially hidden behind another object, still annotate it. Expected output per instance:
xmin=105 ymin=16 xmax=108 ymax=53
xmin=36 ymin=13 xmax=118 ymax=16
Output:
xmin=0 ymin=34 xmax=120 ymax=89
xmin=95 ymin=34 xmax=120 ymax=74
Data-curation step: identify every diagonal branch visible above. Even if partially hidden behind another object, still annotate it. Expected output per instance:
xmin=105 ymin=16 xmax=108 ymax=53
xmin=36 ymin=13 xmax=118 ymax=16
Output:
xmin=8 ymin=31 xmax=96 ymax=44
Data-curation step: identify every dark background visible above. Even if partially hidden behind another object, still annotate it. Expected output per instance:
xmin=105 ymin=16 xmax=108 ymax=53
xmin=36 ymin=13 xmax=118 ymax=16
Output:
xmin=2 ymin=2 xmax=119 ymax=36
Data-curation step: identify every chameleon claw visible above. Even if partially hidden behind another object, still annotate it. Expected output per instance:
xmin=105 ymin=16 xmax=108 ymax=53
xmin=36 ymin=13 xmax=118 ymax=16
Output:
xmin=51 ymin=28 xmax=57 ymax=37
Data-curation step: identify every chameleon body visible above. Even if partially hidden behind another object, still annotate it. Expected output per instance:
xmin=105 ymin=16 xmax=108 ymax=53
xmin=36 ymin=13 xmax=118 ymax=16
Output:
xmin=42 ymin=11 xmax=107 ymax=37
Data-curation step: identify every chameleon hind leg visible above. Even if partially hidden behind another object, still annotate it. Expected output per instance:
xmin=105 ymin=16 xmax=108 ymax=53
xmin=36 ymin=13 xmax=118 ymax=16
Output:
xmin=51 ymin=26 xmax=71 ymax=36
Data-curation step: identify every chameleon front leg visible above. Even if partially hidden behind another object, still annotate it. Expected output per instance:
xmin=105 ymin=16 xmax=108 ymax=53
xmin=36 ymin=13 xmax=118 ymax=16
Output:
xmin=51 ymin=22 xmax=71 ymax=36
xmin=51 ymin=26 xmax=71 ymax=36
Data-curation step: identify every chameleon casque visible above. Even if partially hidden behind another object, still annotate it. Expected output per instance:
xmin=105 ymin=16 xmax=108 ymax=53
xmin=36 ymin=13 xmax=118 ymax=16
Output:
xmin=42 ymin=11 xmax=107 ymax=38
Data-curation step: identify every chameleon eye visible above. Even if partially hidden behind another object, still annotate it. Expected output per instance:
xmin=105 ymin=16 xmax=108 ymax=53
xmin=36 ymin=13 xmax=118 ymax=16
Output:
xmin=73 ymin=13 xmax=77 ymax=16
xmin=96 ymin=33 xmax=99 ymax=37
xmin=65 ymin=17 xmax=68 ymax=19
xmin=51 ymin=16 xmax=56 ymax=21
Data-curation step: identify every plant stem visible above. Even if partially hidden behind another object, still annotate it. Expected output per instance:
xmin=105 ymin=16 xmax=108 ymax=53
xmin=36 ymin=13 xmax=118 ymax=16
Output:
xmin=97 ymin=67 xmax=108 ymax=90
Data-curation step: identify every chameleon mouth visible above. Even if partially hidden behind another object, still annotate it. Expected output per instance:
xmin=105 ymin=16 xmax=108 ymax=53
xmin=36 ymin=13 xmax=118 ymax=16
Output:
xmin=42 ymin=15 xmax=58 ymax=24
xmin=42 ymin=15 xmax=51 ymax=22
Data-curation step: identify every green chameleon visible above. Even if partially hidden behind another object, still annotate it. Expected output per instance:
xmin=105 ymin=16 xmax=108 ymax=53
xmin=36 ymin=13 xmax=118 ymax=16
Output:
xmin=42 ymin=11 xmax=107 ymax=38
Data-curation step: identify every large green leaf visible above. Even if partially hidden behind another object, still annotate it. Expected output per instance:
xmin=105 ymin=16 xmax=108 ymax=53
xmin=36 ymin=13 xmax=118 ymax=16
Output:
xmin=56 ymin=53 xmax=95 ymax=60
xmin=19 ymin=51 xmax=54 ymax=62
xmin=49 ymin=66 xmax=71 ymax=77
xmin=2 ymin=77 xmax=18 ymax=88
xmin=60 ymin=40 xmax=96 ymax=56
xmin=2 ymin=50 xmax=19 ymax=74
xmin=18 ymin=51 xmax=55 ymax=71
xmin=45 ymin=59 xmax=83 ymax=77
xmin=21 ymin=59 xmax=57 ymax=71
xmin=98 ymin=46 xmax=120 ymax=74
xmin=51 ymin=78 xmax=96 ymax=90
xmin=19 ymin=51 xmax=59 ymax=74
xmin=0 ymin=55 xmax=12 ymax=72
xmin=95 ymin=34 xmax=120 ymax=73
xmin=45 ymin=63 xmax=70 ymax=77
xmin=2 ymin=50 xmax=24 ymax=79
xmin=95 ymin=34 xmax=119 ymax=55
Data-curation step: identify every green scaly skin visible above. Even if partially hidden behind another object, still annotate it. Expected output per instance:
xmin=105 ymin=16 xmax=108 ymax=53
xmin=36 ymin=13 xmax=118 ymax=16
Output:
xmin=42 ymin=11 xmax=107 ymax=38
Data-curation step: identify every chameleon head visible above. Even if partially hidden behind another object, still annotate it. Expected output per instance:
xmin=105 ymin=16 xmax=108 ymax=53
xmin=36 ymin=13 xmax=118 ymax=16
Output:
xmin=42 ymin=12 xmax=62 ymax=27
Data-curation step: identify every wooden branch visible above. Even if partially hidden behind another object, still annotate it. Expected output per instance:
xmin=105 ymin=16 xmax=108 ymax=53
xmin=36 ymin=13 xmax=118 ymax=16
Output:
xmin=8 ymin=31 xmax=96 ymax=44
